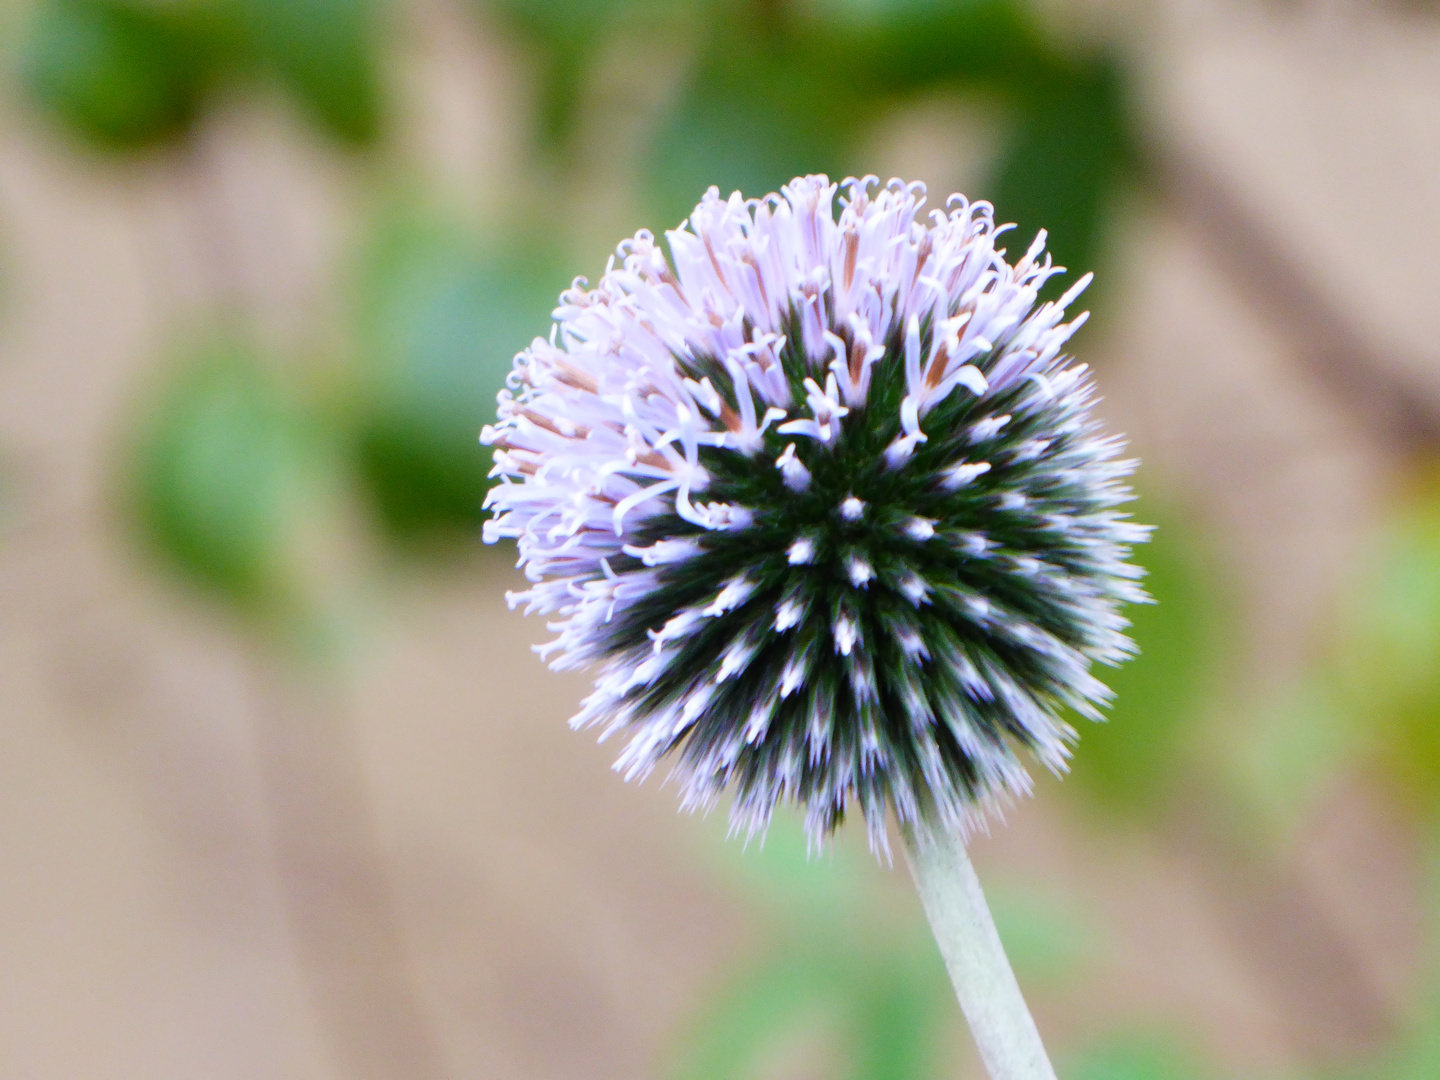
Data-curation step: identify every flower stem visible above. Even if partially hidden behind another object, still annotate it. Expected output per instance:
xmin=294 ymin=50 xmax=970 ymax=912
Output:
xmin=902 ymin=827 xmax=1057 ymax=1080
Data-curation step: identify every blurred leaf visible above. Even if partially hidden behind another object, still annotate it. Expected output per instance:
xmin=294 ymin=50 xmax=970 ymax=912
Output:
xmin=688 ymin=816 xmax=1097 ymax=1080
xmin=1230 ymin=678 xmax=1361 ymax=835
xmin=806 ymin=0 xmax=1136 ymax=286
xmin=1374 ymin=922 xmax=1440 ymax=1080
xmin=646 ymin=0 xmax=1137 ymax=308
xmin=705 ymin=808 xmax=873 ymax=926
xmin=128 ymin=347 xmax=316 ymax=613
xmin=842 ymin=952 xmax=947 ymax=1080
xmin=680 ymin=805 xmax=958 ymax=1080
xmin=480 ymin=0 xmax=615 ymax=155
xmin=24 ymin=0 xmax=389 ymax=151
xmin=1063 ymin=1034 xmax=1212 ymax=1080
xmin=351 ymin=217 xmax=566 ymax=545
xmin=809 ymin=0 xmax=1061 ymax=96
xmin=1221 ymin=476 xmax=1440 ymax=830
xmin=669 ymin=929 xmax=952 ymax=1080
xmin=485 ymin=0 xmax=611 ymax=37
xmin=481 ymin=0 xmax=703 ymax=160
xmin=645 ymin=6 xmax=870 ymax=225
xmin=21 ymin=0 xmax=216 ymax=150
xmin=986 ymin=878 xmax=1097 ymax=985
xmin=1337 ymin=475 xmax=1440 ymax=813
xmin=669 ymin=950 xmax=849 ymax=1080
xmin=989 ymin=53 xmax=1133 ymax=295
xmin=233 ymin=0 xmax=385 ymax=144
xmin=1376 ymin=1021 xmax=1440 ymax=1080
xmin=1067 ymin=504 xmax=1225 ymax=819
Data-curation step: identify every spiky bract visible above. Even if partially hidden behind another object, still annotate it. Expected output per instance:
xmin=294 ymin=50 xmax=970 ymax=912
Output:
xmin=483 ymin=176 xmax=1147 ymax=851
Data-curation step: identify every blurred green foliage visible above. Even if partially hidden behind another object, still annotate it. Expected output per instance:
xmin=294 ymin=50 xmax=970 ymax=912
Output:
xmin=989 ymin=52 xmax=1131 ymax=299
xmin=813 ymin=0 xmax=1059 ymax=91
xmin=351 ymin=216 xmax=567 ymax=544
xmin=480 ymin=0 xmax=672 ymax=158
xmin=21 ymin=0 xmax=386 ymax=150
xmin=127 ymin=347 xmax=326 ymax=618
xmin=1223 ymin=472 xmax=1440 ymax=833
xmin=22 ymin=0 xmax=217 ymax=149
xmin=1064 ymin=1037 xmax=1211 ymax=1080
xmin=672 ymin=814 xmax=1099 ymax=1080
xmin=1341 ymin=476 xmax=1440 ymax=811
xmin=1068 ymin=504 xmax=1226 ymax=820
xmin=645 ymin=3 xmax=862 ymax=227
xmin=647 ymin=0 xmax=1134 ymax=283
xmin=232 ymin=0 xmax=384 ymax=143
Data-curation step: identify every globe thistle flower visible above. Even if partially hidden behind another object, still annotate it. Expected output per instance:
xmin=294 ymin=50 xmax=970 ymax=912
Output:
xmin=483 ymin=175 xmax=1147 ymax=854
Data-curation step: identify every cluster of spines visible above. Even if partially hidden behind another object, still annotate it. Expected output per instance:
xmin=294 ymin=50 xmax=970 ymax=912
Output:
xmin=483 ymin=176 xmax=1147 ymax=853
xmin=571 ymin=318 xmax=1144 ymax=853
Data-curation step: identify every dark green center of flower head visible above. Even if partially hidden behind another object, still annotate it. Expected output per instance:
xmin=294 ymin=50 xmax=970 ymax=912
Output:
xmin=597 ymin=318 xmax=1140 ymax=843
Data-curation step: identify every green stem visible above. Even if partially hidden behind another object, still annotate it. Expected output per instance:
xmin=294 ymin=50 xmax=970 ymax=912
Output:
xmin=902 ymin=828 xmax=1058 ymax=1080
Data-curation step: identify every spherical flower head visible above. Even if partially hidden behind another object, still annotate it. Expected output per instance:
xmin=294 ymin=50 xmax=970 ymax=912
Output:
xmin=483 ymin=176 xmax=1148 ymax=853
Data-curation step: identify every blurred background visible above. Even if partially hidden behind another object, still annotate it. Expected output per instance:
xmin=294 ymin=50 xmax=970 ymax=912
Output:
xmin=1 ymin=0 xmax=1439 ymax=1077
